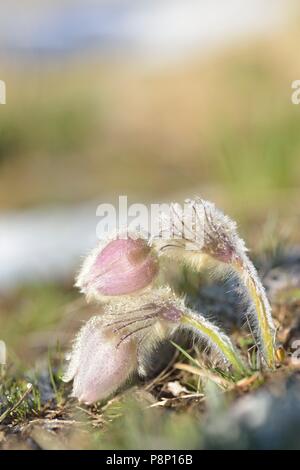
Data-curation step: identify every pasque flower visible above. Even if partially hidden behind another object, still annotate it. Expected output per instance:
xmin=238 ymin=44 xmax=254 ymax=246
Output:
xmin=153 ymin=198 xmax=277 ymax=368
xmin=65 ymin=196 xmax=277 ymax=404
xmin=64 ymin=288 xmax=247 ymax=403
xmin=76 ymin=234 xmax=159 ymax=302
xmin=63 ymin=289 xmax=178 ymax=403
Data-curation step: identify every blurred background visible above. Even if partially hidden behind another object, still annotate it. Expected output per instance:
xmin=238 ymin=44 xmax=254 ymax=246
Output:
xmin=0 ymin=0 xmax=300 ymax=360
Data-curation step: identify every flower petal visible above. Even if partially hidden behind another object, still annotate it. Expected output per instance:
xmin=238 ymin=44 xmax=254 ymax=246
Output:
xmin=63 ymin=317 xmax=137 ymax=404
xmin=76 ymin=236 xmax=158 ymax=301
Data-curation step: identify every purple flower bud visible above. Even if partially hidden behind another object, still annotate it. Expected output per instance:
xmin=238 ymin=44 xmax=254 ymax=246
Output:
xmin=63 ymin=317 xmax=136 ymax=404
xmin=76 ymin=236 xmax=159 ymax=301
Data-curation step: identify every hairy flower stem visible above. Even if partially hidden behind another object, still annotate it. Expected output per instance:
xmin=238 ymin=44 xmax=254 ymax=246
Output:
xmin=180 ymin=313 xmax=249 ymax=376
xmin=233 ymin=259 xmax=276 ymax=369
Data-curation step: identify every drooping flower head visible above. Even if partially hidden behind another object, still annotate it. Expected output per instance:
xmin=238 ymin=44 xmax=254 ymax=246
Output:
xmin=76 ymin=232 xmax=159 ymax=302
xmin=63 ymin=288 xmax=183 ymax=402
xmin=105 ymin=287 xmax=246 ymax=376
xmin=64 ymin=286 xmax=248 ymax=403
xmin=152 ymin=199 xmax=244 ymax=268
xmin=152 ymin=198 xmax=276 ymax=368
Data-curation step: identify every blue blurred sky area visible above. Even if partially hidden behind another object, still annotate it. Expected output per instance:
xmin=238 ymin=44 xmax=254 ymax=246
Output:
xmin=0 ymin=0 xmax=290 ymax=61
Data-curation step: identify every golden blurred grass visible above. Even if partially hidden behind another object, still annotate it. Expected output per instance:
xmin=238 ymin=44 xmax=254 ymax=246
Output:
xmin=0 ymin=24 xmax=300 ymax=232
